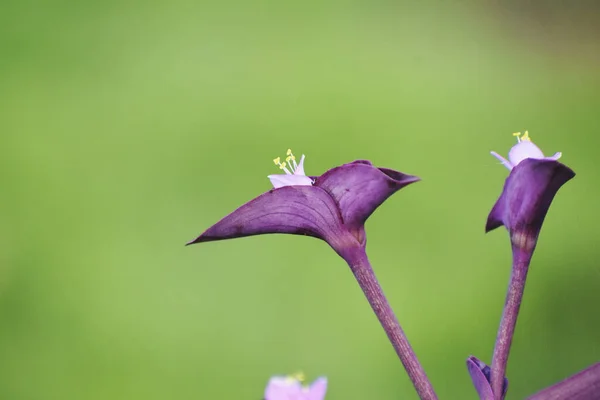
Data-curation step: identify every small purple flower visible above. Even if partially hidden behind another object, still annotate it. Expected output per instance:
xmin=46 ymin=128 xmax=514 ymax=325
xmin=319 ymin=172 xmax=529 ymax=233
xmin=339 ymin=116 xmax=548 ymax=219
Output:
xmin=466 ymin=356 xmax=508 ymax=400
xmin=486 ymin=132 xmax=575 ymax=243
xmin=264 ymin=373 xmax=327 ymax=400
xmin=188 ymin=149 xmax=419 ymax=259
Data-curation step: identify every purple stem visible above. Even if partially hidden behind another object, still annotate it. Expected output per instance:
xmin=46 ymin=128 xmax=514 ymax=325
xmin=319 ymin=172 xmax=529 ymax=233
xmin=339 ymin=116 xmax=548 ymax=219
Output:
xmin=490 ymin=244 xmax=534 ymax=399
xmin=526 ymin=362 xmax=600 ymax=400
xmin=343 ymin=247 xmax=438 ymax=400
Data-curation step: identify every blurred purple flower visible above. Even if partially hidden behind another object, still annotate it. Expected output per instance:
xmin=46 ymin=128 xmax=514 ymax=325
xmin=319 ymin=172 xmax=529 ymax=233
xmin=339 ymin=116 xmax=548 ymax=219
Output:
xmin=485 ymin=132 xmax=575 ymax=398
xmin=466 ymin=356 xmax=508 ymax=400
xmin=264 ymin=374 xmax=327 ymax=400
xmin=187 ymin=149 xmax=419 ymax=259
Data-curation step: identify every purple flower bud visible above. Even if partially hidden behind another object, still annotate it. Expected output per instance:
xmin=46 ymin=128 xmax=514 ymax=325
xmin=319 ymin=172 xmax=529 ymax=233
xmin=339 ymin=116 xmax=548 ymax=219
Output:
xmin=264 ymin=374 xmax=327 ymax=400
xmin=466 ymin=356 xmax=508 ymax=400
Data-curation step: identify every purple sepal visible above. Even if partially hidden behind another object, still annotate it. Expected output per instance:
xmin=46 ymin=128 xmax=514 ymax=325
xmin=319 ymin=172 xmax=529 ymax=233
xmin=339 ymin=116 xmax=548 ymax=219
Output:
xmin=467 ymin=356 xmax=508 ymax=400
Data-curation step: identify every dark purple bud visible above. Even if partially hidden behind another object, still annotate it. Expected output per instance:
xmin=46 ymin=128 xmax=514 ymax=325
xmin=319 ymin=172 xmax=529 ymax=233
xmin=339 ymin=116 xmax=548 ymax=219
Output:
xmin=188 ymin=159 xmax=419 ymax=259
xmin=527 ymin=362 xmax=600 ymax=400
xmin=486 ymin=158 xmax=575 ymax=249
xmin=467 ymin=356 xmax=508 ymax=400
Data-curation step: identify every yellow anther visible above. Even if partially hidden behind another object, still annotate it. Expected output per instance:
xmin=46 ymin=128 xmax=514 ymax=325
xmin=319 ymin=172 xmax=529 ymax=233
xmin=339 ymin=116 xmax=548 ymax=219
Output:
xmin=289 ymin=371 xmax=306 ymax=383
xmin=522 ymin=131 xmax=531 ymax=141
xmin=286 ymin=149 xmax=296 ymax=162
xmin=272 ymin=149 xmax=299 ymax=173
xmin=513 ymin=132 xmax=521 ymax=138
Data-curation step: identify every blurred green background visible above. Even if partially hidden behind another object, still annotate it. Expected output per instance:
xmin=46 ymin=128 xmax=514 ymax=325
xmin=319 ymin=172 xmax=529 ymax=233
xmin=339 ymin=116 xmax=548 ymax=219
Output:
xmin=1 ymin=1 xmax=599 ymax=399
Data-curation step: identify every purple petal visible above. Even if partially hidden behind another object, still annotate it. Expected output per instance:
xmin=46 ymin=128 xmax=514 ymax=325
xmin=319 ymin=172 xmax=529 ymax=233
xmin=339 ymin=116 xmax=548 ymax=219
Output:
xmin=467 ymin=356 xmax=508 ymax=400
xmin=263 ymin=376 xmax=328 ymax=400
xmin=315 ymin=160 xmax=419 ymax=237
xmin=264 ymin=376 xmax=304 ymax=399
xmin=486 ymin=159 xmax=575 ymax=235
xmin=307 ymin=377 xmax=327 ymax=400
xmin=187 ymin=186 xmax=348 ymax=247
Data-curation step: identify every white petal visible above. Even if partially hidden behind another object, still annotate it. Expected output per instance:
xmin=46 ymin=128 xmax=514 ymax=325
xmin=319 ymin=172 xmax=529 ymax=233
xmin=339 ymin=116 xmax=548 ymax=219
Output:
xmin=548 ymin=151 xmax=562 ymax=160
xmin=294 ymin=154 xmax=307 ymax=176
xmin=490 ymin=151 xmax=513 ymax=170
xmin=508 ymin=141 xmax=545 ymax=166
xmin=268 ymin=174 xmax=313 ymax=188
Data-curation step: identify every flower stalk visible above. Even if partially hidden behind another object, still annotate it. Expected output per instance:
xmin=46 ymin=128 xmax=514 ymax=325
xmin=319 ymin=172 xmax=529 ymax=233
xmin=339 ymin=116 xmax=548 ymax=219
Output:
xmin=490 ymin=243 xmax=534 ymax=398
xmin=341 ymin=246 xmax=438 ymax=400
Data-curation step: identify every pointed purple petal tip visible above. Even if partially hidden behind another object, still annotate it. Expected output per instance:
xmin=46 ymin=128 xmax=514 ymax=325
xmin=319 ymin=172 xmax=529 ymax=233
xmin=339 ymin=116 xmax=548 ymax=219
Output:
xmin=186 ymin=234 xmax=205 ymax=246
xmin=485 ymin=196 xmax=505 ymax=233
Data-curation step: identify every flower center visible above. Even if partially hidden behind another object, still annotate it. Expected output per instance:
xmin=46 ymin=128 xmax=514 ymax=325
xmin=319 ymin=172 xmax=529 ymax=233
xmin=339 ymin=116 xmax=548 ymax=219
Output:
xmin=273 ymin=149 xmax=300 ymax=175
xmin=513 ymin=131 xmax=532 ymax=143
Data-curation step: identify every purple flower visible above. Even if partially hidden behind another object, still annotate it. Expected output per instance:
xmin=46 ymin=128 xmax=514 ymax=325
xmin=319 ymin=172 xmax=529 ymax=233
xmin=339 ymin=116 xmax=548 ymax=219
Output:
xmin=189 ymin=150 xmax=438 ymax=399
xmin=466 ymin=356 xmax=508 ymax=400
xmin=264 ymin=374 xmax=327 ymax=400
xmin=485 ymin=132 xmax=575 ymax=398
xmin=187 ymin=149 xmax=419 ymax=259
xmin=486 ymin=132 xmax=575 ymax=243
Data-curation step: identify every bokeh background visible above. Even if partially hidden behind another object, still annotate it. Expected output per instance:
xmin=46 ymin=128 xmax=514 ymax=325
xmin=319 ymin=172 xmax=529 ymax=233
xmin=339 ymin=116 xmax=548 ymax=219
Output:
xmin=1 ymin=1 xmax=599 ymax=399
